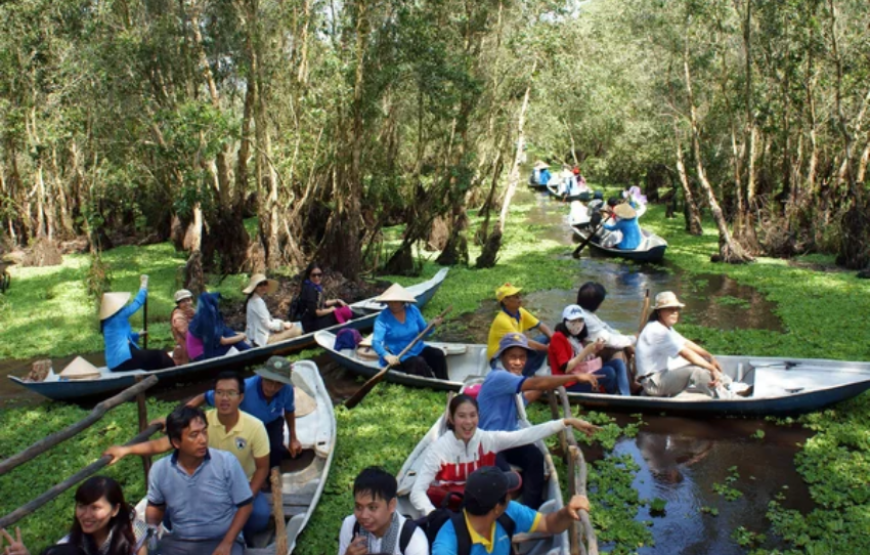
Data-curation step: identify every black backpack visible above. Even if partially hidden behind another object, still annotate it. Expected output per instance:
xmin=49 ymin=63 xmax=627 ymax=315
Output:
xmin=288 ymin=290 xmax=305 ymax=321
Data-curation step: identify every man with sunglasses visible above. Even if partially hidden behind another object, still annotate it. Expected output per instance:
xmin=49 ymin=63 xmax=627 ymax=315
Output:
xmin=486 ymin=283 xmax=553 ymax=377
xmin=103 ymin=371 xmax=271 ymax=540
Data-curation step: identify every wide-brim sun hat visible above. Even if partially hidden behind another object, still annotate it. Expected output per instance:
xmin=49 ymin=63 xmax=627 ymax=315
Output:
xmin=60 ymin=356 xmax=101 ymax=380
xmin=174 ymin=289 xmax=193 ymax=303
xmin=243 ymin=273 xmax=278 ymax=295
xmin=495 ymin=283 xmax=522 ymax=302
xmin=492 ymin=332 xmax=534 ymax=361
xmin=255 ymin=356 xmax=294 ymax=385
xmin=653 ymin=291 xmax=685 ymax=310
xmin=613 ymin=203 xmax=637 ymax=220
xmin=561 ymin=304 xmax=585 ymax=322
xmin=533 ymin=160 xmax=549 ymax=170
xmin=375 ymin=283 xmax=417 ymax=303
xmin=99 ymin=292 xmax=131 ymax=321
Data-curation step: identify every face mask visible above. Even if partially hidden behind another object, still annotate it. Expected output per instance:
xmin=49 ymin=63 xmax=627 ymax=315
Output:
xmin=566 ymin=320 xmax=585 ymax=336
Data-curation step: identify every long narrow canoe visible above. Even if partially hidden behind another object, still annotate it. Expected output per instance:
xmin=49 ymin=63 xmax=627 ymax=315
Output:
xmin=315 ymin=332 xmax=870 ymax=416
xmin=132 ymin=360 xmax=335 ymax=554
xmin=395 ymin=387 xmax=570 ymax=555
xmin=11 ymin=268 xmax=448 ymax=401
xmin=571 ymin=225 xmax=667 ymax=263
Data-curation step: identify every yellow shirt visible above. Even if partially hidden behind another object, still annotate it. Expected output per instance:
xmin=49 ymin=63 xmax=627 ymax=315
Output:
xmin=205 ymin=409 xmax=270 ymax=479
xmin=486 ymin=308 xmax=541 ymax=359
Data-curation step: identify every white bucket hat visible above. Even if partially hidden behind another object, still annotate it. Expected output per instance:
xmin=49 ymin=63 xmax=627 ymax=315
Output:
xmin=243 ymin=273 xmax=278 ymax=295
xmin=60 ymin=356 xmax=101 ymax=380
xmin=374 ymin=283 xmax=416 ymax=303
xmin=174 ymin=289 xmax=193 ymax=303
xmin=653 ymin=291 xmax=686 ymax=310
xmin=99 ymin=292 xmax=131 ymax=321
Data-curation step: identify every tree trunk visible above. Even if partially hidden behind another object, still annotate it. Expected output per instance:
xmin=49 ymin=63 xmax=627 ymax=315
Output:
xmin=673 ymin=124 xmax=703 ymax=235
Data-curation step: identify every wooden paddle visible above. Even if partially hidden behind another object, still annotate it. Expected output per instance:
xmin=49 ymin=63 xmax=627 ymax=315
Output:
xmin=636 ymin=289 xmax=650 ymax=336
xmin=572 ymin=218 xmax=606 ymax=259
xmin=344 ymin=306 xmax=453 ymax=409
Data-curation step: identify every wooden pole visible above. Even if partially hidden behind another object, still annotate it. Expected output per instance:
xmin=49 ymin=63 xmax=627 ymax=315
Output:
xmin=271 ymin=467 xmax=288 ymax=555
xmin=135 ymin=376 xmax=152 ymax=480
xmin=0 ymin=375 xmax=159 ymax=475
xmin=0 ymin=422 xmax=164 ymax=529
xmin=547 ymin=391 xmax=568 ymax=457
xmin=142 ymin=297 xmax=149 ymax=349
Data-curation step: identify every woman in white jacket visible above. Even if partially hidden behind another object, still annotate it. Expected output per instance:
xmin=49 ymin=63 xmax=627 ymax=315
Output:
xmin=409 ymin=394 xmax=598 ymax=515
xmin=244 ymin=273 xmax=301 ymax=346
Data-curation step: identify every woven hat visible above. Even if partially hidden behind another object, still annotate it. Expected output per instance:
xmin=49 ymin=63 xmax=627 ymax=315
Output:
xmin=495 ymin=283 xmax=522 ymax=302
xmin=374 ymin=283 xmax=416 ymax=303
xmin=255 ymin=356 xmax=294 ymax=385
xmin=243 ymin=273 xmax=278 ymax=295
xmin=60 ymin=356 xmax=101 ymax=380
xmin=174 ymin=289 xmax=193 ymax=303
xmin=653 ymin=291 xmax=685 ymax=310
xmin=561 ymin=304 xmax=585 ymax=321
xmin=533 ymin=160 xmax=549 ymax=170
xmin=613 ymin=203 xmax=637 ymax=220
xmin=492 ymin=332 xmax=533 ymax=361
xmin=99 ymin=292 xmax=131 ymax=321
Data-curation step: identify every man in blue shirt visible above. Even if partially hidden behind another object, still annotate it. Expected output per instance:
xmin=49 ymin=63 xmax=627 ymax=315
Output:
xmin=146 ymin=406 xmax=252 ymax=555
xmin=476 ymin=334 xmax=596 ymax=509
xmin=432 ymin=467 xmax=590 ymax=555
xmin=189 ymin=356 xmax=302 ymax=471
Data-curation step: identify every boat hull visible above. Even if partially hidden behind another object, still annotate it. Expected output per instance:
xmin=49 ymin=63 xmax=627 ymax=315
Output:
xmin=316 ymin=333 xmax=870 ymax=417
xmin=11 ymin=269 xmax=448 ymax=402
xmin=572 ymin=226 xmax=667 ymax=263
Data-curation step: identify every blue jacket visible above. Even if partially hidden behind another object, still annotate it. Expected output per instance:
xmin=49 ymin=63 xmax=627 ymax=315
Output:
xmin=539 ymin=169 xmax=551 ymax=185
xmin=604 ymin=217 xmax=642 ymax=250
xmin=103 ymin=288 xmax=146 ymax=370
xmin=372 ymin=304 xmax=432 ymax=365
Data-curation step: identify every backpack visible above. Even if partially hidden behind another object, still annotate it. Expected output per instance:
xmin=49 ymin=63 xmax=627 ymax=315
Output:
xmin=288 ymin=292 xmax=305 ymax=322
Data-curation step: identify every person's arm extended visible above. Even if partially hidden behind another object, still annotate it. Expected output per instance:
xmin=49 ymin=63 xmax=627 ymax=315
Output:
xmin=220 ymin=332 xmax=248 ymax=346
xmin=678 ymin=346 xmax=719 ymax=374
xmin=250 ymin=455 xmax=269 ymax=494
xmin=285 ymin=411 xmax=302 ymax=457
xmin=186 ymin=393 xmax=208 ymax=408
xmin=536 ymin=495 xmax=590 ymax=535
xmin=213 ymin=503 xmax=252 ymax=555
xmin=683 ymin=340 xmax=722 ymax=370
xmin=521 ymin=374 xmax=588 ymax=392
xmin=537 ymin=322 xmax=554 ymax=339
xmin=104 ymin=436 xmax=172 ymax=464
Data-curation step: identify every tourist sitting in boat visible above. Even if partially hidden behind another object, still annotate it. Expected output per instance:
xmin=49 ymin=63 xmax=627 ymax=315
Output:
xmin=101 ymin=274 xmax=175 ymax=372
xmin=104 ymin=372 xmax=271 ymax=539
xmin=372 ymin=283 xmax=447 ymax=380
xmin=486 ymin=283 xmax=552 ymax=377
xmin=170 ymin=289 xmax=195 ymax=365
xmin=432 ymin=467 xmax=591 ymax=555
xmin=559 ymin=167 xmax=591 ymax=201
xmin=409 ymin=394 xmax=597 ymax=515
xmin=187 ymin=292 xmax=251 ymax=362
xmin=298 ymin=262 xmax=353 ymax=333
xmin=1 ymin=476 xmax=146 ymax=555
xmin=548 ymin=305 xmax=630 ymax=395
xmin=244 ymin=273 xmax=301 ymax=346
xmin=143 ymin=406 xmax=252 ymax=555
xmin=636 ymin=292 xmax=731 ymax=398
xmin=600 ymin=203 xmax=641 ymax=250
xmin=531 ymin=160 xmax=550 ymax=186
xmin=338 ymin=467 xmax=428 ymax=555
xmin=186 ymin=356 xmax=302 ymax=471
xmin=477 ymin=333 xmax=599 ymax=509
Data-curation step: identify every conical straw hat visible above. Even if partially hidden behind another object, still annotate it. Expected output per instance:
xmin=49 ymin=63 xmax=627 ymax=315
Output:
xmin=60 ymin=356 xmax=101 ymax=380
xmin=374 ymin=283 xmax=416 ymax=303
xmin=533 ymin=160 xmax=549 ymax=170
xmin=99 ymin=292 xmax=131 ymax=320
xmin=243 ymin=273 xmax=278 ymax=295
xmin=613 ymin=203 xmax=637 ymax=220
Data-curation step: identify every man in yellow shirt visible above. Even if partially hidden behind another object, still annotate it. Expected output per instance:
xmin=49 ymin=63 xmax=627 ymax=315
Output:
xmin=486 ymin=283 xmax=553 ymax=376
xmin=104 ymin=371 xmax=271 ymax=539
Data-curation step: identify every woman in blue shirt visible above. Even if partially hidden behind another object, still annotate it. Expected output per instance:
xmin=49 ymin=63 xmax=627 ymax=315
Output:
xmin=100 ymin=275 xmax=174 ymax=372
xmin=372 ymin=283 xmax=448 ymax=380
xmin=603 ymin=203 xmax=642 ymax=250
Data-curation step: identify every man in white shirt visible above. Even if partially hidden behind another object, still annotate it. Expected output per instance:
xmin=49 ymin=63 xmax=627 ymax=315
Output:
xmin=635 ymin=291 xmax=730 ymax=397
xmin=339 ymin=467 xmax=428 ymax=555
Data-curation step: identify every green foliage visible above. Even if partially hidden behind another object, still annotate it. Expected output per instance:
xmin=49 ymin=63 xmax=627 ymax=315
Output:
xmin=712 ymin=466 xmax=744 ymax=501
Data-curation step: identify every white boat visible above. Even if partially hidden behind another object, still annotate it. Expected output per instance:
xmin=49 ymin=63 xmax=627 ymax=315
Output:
xmin=394 ymin=387 xmax=570 ymax=555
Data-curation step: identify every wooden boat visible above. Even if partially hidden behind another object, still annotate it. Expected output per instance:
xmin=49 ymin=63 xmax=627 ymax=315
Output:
xmin=316 ymin=332 xmax=870 ymax=416
xmin=571 ymin=225 xmax=667 ymax=263
xmin=11 ymin=268 xmax=449 ymax=401
xmin=132 ymin=359 xmax=335 ymax=554
xmin=545 ymin=182 xmax=595 ymax=203
xmin=394 ymin=387 xmax=570 ymax=555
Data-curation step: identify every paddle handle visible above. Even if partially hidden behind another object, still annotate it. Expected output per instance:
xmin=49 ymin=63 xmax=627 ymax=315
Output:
xmin=572 ymin=218 xmax=606 ymax=258
xmin=344 ymin=306 xmax=453 ymax=409
xmin=636 ymin=289 xmax=650 ymax=337
xmin=142 ymin=296 xmax=149 ymax=349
